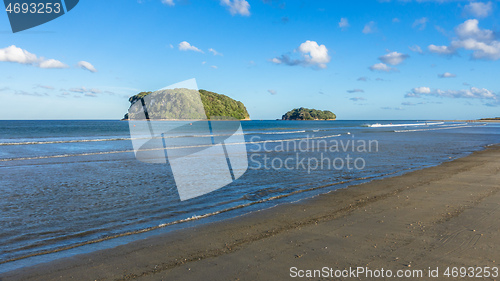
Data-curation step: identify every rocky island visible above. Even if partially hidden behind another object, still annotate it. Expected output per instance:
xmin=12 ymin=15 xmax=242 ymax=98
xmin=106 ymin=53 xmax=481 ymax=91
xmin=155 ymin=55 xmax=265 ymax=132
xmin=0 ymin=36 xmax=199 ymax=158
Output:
xmin=123 ymin=89 xmax=250 ymax=120
xmin=282 ymin=107 xmax=336 ymax=120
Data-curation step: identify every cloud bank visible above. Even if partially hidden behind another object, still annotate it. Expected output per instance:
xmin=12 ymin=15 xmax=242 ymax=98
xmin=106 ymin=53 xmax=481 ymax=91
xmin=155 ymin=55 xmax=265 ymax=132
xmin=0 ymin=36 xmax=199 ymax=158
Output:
xmin=428 ymin=19 xmax=500 ymax=60
xmin=406 ymin=86 xmax=498 ymax=102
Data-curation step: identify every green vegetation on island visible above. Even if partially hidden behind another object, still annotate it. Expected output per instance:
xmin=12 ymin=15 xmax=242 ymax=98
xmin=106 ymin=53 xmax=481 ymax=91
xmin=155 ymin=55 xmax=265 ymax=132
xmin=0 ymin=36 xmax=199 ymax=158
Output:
xmin=124 ymin=89 xmax=250 ymax=120
xmin=282 ymin=107 xmax=336 ymax=120
xmin=199 ymin=89 xmax=250 ymax=120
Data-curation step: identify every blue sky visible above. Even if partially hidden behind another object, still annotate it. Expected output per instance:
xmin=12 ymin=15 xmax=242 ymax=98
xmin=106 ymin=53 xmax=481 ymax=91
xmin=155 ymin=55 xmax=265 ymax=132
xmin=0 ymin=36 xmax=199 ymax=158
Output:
xmin=0 ymin=0 xmax=499 ymax=120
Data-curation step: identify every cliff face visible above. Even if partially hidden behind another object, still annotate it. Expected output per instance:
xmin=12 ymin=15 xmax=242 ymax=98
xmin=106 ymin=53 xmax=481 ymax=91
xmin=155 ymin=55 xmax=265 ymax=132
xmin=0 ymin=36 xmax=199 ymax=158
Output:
xmin=282 ymin=107 xmax=336 ymax=120
xmin=124 ymin=89 xmax=250 ymax=120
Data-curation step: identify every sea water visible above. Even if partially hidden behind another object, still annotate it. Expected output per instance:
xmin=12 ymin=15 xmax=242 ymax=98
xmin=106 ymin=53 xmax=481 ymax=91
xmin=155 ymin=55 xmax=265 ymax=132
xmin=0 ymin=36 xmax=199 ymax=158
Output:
xmin=0 ymin=120 xmax=499 ymax=271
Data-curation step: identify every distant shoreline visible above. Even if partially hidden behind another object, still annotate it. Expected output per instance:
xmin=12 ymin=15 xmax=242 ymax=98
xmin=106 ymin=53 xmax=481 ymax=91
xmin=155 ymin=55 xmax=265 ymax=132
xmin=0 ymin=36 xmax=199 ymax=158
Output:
xmin=433 ymin=119 xmax=500 ymax=123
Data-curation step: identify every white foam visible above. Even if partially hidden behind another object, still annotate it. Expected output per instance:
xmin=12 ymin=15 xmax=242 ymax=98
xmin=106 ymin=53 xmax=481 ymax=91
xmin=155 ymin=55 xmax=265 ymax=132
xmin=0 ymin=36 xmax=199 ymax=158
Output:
xmin=369 ymin=122 xmax=444 ymax=128
xmin=394 ymin=124 xmax=486 ymax=132
xmin=0 ymin=134 xmax=341 ymax=162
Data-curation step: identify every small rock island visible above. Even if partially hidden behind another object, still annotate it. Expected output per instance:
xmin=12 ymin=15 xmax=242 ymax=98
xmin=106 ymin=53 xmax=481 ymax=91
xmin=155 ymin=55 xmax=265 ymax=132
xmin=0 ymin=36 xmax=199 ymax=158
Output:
xmin=282 ymin=107 xmax=336 ymax=120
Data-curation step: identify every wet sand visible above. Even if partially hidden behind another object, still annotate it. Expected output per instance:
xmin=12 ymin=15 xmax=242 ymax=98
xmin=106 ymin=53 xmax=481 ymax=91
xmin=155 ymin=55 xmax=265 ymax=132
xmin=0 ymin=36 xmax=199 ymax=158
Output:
xmin=2 ymin=145 xmax=499 ymax=280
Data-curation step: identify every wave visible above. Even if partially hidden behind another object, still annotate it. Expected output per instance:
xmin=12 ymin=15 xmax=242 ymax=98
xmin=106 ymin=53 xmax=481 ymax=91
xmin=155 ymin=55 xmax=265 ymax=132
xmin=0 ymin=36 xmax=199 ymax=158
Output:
xmin=437 ymin=123 xmax=468 ymax=127
xmin=259 ymin=130 xmax=306 ymax=135
xmin=0 ymin=134 xmax=342 ymax=163
xmin=394 ymin=124 xmax=486 ymax=133
xmin=367 ymin=122 xmax=444 ymax=128
xmin=0 ymin=130 xmax=310 ymax=146
xmin=0 ymin=149 xmax=136 ymax=162
xmin=0 ymin=137 xmax=132 ymax=146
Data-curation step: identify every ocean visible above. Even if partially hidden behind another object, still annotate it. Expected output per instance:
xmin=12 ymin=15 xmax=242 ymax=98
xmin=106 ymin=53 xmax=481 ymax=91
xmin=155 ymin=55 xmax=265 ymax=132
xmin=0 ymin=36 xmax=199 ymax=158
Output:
xmin=0 ymin=120 xmax=499 ymax=272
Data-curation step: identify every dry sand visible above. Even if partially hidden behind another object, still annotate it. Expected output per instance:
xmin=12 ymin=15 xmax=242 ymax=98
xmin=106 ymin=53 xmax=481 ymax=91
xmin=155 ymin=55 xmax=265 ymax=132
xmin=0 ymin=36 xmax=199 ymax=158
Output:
xmin=1 ymin=145 xmax=499 ymax=281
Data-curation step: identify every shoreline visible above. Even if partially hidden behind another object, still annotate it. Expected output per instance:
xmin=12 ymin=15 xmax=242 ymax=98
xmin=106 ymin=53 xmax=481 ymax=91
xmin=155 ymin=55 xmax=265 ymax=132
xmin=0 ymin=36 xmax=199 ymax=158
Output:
xmin=433 ymin=119 xmax=500 ymax=123
xmin=1 ymin=144 xmax=500 ymax=280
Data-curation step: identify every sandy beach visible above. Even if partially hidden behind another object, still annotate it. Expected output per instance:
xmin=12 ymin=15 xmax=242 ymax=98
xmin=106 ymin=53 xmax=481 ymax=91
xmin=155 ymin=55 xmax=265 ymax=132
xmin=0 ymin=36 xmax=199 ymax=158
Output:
xmin=1 ymin=144 xmax=499 ymax=281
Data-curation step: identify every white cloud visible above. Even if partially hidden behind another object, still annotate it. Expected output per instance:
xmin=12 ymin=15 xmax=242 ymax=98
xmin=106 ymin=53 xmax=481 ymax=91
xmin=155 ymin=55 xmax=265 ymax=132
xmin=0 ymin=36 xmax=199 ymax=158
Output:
xmin=428 ymin=19 xmax=500 ymax=60
xmin=381 ymin=106 xmax=404 ymax=110
xmin=36 ymin=85 xmax=54 ymax=90
xmin=178 ymin=41 xmax=204 ymax=53
xmin=271 ymin=40 xmax=331 ymax=69
xmin=14 ymin=90 xmax=48 ymax=97
xmin=350 ymin=97 xmax=366 ymax=101
xmin=402 ymin=101 xmax=442 ymax=106
xmin=0 ymin=45 xmax=38 ymax=64
xmin=298 ymin=40 xmax=331 ymax=68
xmin=409 ymin=45 xmax=423 ymax=54
xmin=347 ymin=89 xmax=364 ymax=93
xmin=369 ymin=63 xmax=398 ymax=72
xmin=39 ymin=59 xmax=68 ymax=69
xmin=220 ymin=0 xmax=250 ymax=16
xmin=77 ymin=61 xmax=97 ymax=73
xmin=210 ymin=65 xmax=218 ymax=69
xmin=268 ymin=89 xmax=277 ymax=95
xmin=362 ymin=21 xmax=377 ymax=34
xmin=452 ymin=19 xmax=500 ymax=60
xmin=412 ymin=17 xmax=429 ymax=30
xmin=428 ymin=44 xmax=455 ymax=55
xmin=392 ymin=18 xmax=400 ymax=23
xmin=381 ymin=0 xmax=473 ymax=2
xmin=454 ymin=39 xmax=500 ymax=60
xmin=68 ymin=87 xmax=102 ymax=95
xmin=208 ymin=48 xmax=223 ymax=56
xmin=455 ymin=19 xmax=493 ymax=42
xmin=339 ymin=18 xmax=350 ymax=29
xmin=401 ymin=102 xmax=416 ymax=106
xmin=406 ymin=86 xmax=498 ymax=100
xmin=438 ymin=72 xmax=456 ymax=78
xmin=357 ymin=77 xmax=368 ymax=81
xmin=464 ymin=1 xmax=492 ymax=18
xmin=161 ymin=0 xmax=175 ymax=6
xmin=413 ymin=86 xmax=431 ymax=94
xmin=379 ymin=51 xmax=409 ymax=65
xmin=68 ymin=87 xmax=86 ymax=93
xmin=0 ymin=45 xmax=67 ymax=69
